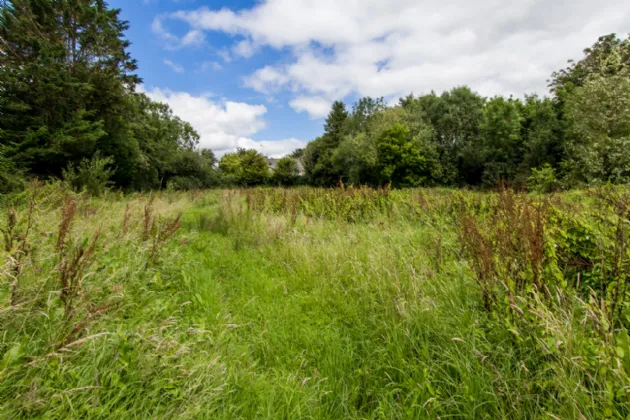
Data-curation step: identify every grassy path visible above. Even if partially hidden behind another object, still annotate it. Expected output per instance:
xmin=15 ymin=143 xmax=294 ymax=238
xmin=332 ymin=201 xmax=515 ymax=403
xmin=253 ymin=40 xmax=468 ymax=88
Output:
xmin=166 ymin=201 xmax=516 ymax=418
xmin=3 ymin=190 xmax=627 ymax=418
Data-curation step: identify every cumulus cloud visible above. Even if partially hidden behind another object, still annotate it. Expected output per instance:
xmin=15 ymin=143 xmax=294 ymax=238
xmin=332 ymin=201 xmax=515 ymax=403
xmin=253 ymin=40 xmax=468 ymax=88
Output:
xmin=243 ymin=65 xmax=290 ymax=93
xmin=163 ymin=59 xmax=184 ymax=73
xmin=139 ymin=86 xmax=305 ymax=156
xmin=180 ymin=29 xmax=205 ymax=47
xmin=198 ymin=61 xmax=223 ymax=72
xmin=164 ymin=0 xmax=630 ymax=117
xmin=152 ymin=16 xmax=205 ymax=50
xmin=232 ymin=39 xmax=258 ymax=58
xmin=289 ymin=96 xmax=332 ymax=119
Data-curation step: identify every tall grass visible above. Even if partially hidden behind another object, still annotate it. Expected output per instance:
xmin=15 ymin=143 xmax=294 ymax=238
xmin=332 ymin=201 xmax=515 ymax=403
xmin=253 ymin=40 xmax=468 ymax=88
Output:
xmin=1 ymin=183 xmax=629 ymax=418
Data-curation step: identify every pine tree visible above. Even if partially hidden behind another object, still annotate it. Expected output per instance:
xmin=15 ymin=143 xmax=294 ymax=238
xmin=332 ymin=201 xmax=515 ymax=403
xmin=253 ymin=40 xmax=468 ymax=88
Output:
xmin=323 ymin=100 xmax=349 ymax=148
xmin=0 ymin=0 xmax=141 ymax=182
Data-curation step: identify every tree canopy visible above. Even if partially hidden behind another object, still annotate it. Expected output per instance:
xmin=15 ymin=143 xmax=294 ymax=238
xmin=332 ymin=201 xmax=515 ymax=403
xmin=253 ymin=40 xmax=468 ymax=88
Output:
xmin=0 ymin=1 xmax=628 ymax=193
xmin=295 ymin=33 xmax=630 ymax=189
xmin=0 ymin=0 xmax=219 ymax=192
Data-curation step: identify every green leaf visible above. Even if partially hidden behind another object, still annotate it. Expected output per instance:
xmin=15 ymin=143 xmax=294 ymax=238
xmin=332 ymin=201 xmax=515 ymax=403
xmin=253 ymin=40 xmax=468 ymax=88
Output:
xmin=1 ymin=344 xmax=24 ymax=369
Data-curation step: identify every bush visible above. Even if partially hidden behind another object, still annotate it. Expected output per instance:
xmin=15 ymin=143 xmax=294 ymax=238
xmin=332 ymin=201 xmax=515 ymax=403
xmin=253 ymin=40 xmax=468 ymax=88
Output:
xmin=528 ymin=164 xmax=558 ymax=193
xmin=0 ymin=153 xmax=24 ymax=194
xmin=62 ymin=153 xmax=115 ymax=197
xmin=166 ymin=176 xmax=203 ymax=191
xmin=271 ymin=157 xmax=300 ymax=186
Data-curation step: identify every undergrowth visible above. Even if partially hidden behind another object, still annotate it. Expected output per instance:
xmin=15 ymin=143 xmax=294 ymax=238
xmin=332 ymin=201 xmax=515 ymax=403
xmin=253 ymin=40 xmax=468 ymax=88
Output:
xmin=1 ymin=184 xmax=629 ymax=418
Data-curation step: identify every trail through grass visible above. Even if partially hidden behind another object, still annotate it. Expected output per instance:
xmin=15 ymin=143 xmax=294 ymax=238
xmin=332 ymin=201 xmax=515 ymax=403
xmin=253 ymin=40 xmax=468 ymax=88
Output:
xmin=1 ymin=186 xmax=629 ymax=418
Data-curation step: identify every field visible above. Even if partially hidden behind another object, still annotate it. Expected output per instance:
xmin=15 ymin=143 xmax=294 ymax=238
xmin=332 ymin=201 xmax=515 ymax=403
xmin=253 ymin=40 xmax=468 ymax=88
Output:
xmin=1 ymin=184 xmax=630 ymax=419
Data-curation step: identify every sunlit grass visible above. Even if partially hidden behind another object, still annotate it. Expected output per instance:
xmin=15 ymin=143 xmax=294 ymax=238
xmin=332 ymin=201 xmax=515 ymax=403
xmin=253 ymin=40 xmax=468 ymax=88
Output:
xmin=1 ymin=185 xmax=628 ymax=418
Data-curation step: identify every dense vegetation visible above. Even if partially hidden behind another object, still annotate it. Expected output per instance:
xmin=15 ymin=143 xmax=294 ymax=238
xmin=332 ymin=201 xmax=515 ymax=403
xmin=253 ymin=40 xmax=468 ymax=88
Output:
xmin=299 ymin=33 xmax=630 ymax=189
xmin=1 ymin=3 xmax=630 ymax=416
xmin=0 ymin=0 xmax=220 ymax=194
xmin=1 ymin=183 xmax=629 ymax=418
xmin=2 ymin=1 xmax=630 ymax=192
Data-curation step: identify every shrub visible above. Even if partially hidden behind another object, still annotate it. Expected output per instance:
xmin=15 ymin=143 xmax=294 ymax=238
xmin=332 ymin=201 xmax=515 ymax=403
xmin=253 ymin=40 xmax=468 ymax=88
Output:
xmin=62 ymin=153 xmax=115 ymax=197
xmin=0 ymin=152 xmax=24 ymax=194
xmin=528 ymin=164 xmax=558 ymax=193
xmin=271 ymin=157 xmax=300 ymax=186
xmin=166 ymin=176 xmax=203 ymax=191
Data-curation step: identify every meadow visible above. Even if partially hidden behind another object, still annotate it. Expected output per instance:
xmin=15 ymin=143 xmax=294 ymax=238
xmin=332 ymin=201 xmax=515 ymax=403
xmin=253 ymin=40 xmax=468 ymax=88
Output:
xmin=1 ymin=183 xmax=629 ymax=419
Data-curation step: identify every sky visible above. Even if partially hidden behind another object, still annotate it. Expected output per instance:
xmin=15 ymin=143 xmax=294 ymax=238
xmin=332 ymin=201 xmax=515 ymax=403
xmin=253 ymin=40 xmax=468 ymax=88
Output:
xmin=110 ymin=0 xmax=630 ymax=157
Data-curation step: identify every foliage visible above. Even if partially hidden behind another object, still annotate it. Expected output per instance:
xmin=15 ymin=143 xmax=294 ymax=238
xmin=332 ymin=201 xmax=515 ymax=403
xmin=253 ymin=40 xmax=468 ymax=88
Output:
xmin=410 ymin=86 xmax=486 ymax=185
xmin=375 ymin=123 xmax=442 ymax=187
xmin=271 ymin=157 xmax=300 ymax=186
xmin=528 ymin=164 xmax=558 ymax=194
xmin=0 ymin=0 xmax=139 ymax=183
xmin=219 ymin=148 xmax=270 ymax=186
xmin=296 ymin=34 xmax=630 ymax=190
xmin=303 ymin=102 xmax=349 ymax=186
xmin=0 ymin=0 xmax=220 ymax=194
xmin=62 ymin=153 xmax=115 ymax=197
xmin=1 ymin=185 xmax=630 ymax=418
xmin=550 ymin=33 xmax=630 ymax=100
xmin=1 ymin=2 xmax=629 ymax=194
xmin=564 ymin=73 xmax=630 ymax=184
xmin=480 ymin=97 xmax=524 ymax=186
xmin=0 ymin=151 xmax=24 ymax=194
xmin=519 ymin=95 xmax=564 ymax=172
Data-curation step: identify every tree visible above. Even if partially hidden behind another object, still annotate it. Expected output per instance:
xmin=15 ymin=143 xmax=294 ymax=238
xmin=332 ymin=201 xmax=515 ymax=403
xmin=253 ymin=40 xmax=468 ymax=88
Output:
xmin=218 ymin=152 xmax=242 ymax=182
xmin=62 ymin=152 xmax=114 ymax=197
xmin=550 ymin=33 xmax=630 ymax=100
xmin=200 ymin=149 xmax=218 ymax=167
xmin=480 ymin=97 xmax=524 ymax=186
xmin=333 ymin=106 xmax=410 ymax=186
xmin=375 ymin=123 xmax=442 ymax=187
xmin=219 ymin=148 xmax=269 ymax=186
xmin=0 ymin=0 xmax=141 ymax=186
xmin=303 ymin=101 xmax=350 ymax=186
xmin=323 ymin=101 xmax=349 ymax=148
xmin=519 ymin=95 xmax=563 ymax=173
xmin=347 ymin=97 xmax=386 ymax=135
xmin=289 ymin=148 xmax=304 ymax=160
xmin=332 ymin=132 xmax=378 ymax=185
xmin=272 ymin=157 xmax=300 ymax=186
xmin=412 ymin=87 xmax=486 ymax=185
xmin=563 ymin=73 xmax=630 ymax=184
xmin=128 ymin=93 xmax=202 ymax=189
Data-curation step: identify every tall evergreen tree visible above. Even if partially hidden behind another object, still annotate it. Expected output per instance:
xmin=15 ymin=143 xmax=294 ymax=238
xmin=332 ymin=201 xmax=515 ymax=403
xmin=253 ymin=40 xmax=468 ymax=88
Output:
xmin=0 ymin=0 xmax=140 ymax=184
xmin=323 ymin=100 xmax=349 ymax=149
xmin=305 ymin=101 xmax=349 ymax=186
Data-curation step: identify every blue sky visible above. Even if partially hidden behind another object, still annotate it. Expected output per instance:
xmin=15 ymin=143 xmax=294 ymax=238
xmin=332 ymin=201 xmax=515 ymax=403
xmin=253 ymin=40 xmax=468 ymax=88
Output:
xmin=109 ymin=0 xmax=630 ymax=157
xmin=111 ymin=0 xmax=322 ymax=157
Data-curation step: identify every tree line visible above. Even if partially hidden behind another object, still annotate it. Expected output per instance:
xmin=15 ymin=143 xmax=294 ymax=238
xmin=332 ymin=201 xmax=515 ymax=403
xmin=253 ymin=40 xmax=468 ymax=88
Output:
xmin=293 ymin=33 xmax=630 ymax=191
xmin=1 ymin=1 xmax=629 ymax=194
xmin=0 ymin=0 xmax=220 ymax=194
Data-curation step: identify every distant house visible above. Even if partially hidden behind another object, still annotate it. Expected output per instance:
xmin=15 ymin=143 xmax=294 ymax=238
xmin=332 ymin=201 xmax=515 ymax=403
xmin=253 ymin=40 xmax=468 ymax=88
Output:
xmin=267 ymin=157 xmax=305 ymax=176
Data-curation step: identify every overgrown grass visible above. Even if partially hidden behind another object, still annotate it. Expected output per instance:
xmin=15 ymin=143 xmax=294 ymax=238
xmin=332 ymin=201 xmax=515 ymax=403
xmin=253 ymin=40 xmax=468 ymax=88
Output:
xmin=1 ymin=184 xmax=629 ymax=418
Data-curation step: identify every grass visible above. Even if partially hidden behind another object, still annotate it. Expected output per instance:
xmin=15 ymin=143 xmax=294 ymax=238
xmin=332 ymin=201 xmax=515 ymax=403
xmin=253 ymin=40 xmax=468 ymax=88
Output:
xmin=1 ymin=184 xmax=629 ymax=418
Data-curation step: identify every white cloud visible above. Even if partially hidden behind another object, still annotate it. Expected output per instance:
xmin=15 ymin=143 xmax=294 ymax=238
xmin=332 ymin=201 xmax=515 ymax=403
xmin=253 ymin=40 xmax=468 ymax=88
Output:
xmin=243 ymin=65 xmax=290 ymax=94
xmin=198 ymin=61 xmax=223 ymax=72
xmin=181 ymin=29 xmax=205 ymax=47
xmin=139 ymin=86 xmax=305 ymax=157
xmin=232 ymin=138 xmax=307 ymax=157
xmin=232 ymin=39 xmax=258 ymax=58
xmin=218 ymin=49 xmax=232 ymax=63
xmin=163 ymin=59 xmax=184 ymax=73
xmin=166 ymin=0 xmax=630 ymax=117
xmin=289 ymin=96 xmax=332 ymax=119
xmin=152 ymin=17 xmax=179 ymax=46
xmin=152 ymin=16 xmax=205 ymax=50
